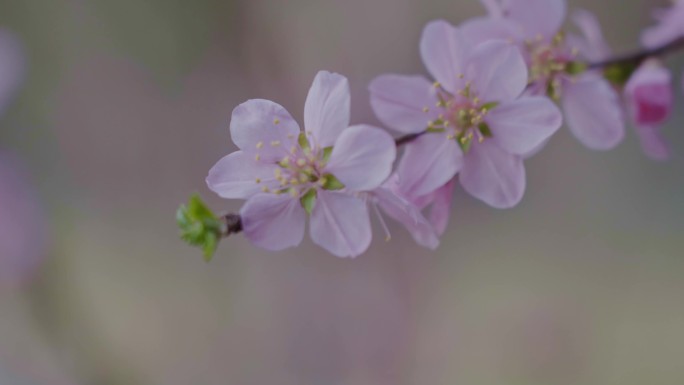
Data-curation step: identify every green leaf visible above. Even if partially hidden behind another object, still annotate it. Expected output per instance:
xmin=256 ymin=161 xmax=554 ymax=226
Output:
xmin=322 ymin=146 xmax=334 ymax=162
xmin=321 ymin=174 xmax=345 ymax=190
xmin=565 ymin=61 xmax=587 ymax=75
xmin=300 ymin=189 xmax=317 ymax=215
xmin=298 ymin=132 xmax=310 ymax=152
xmin=176 ymin=194 xmax=223 ymax=262
xmin=478 ymin=123 xmax=493 ymax=138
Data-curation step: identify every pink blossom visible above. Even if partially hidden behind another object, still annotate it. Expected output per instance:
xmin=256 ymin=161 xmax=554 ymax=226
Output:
xmin=624 ymin=62 xmax=673 ymax=161
xmin=207 ymin=71 xmax=396 ymax=258
xmin=463 ymin=0 xmax=625 ymax=151
xmin=642 ymin=0 xmax=684 ymax=48
xmin=370 ymin=21 xmax=561 ymax=209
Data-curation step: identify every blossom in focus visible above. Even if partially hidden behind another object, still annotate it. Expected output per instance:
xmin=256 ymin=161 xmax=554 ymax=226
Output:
xmin=463 ymin=0 xmax=625 ymax=151
xmin=624 ymin=62 xmax=673 ymax=160
xmin=0 ymin=29 xmax=25 ymax=115
xmin=0 ymin=153 xmax=47 ymax=288
xmin=207 ymin=71 xmax=396 ymax=258
xmin=370 ymin=21 xmax=561 ymax=209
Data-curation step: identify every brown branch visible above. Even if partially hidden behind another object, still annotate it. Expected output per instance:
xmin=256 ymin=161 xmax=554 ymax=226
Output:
xmin=222 ymin=213 xmax=242 ymax=236
xmin=589 ymin=36 xmax=684 ymax=69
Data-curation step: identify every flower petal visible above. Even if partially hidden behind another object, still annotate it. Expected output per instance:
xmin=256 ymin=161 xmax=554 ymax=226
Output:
xmin=397 ymin=133 xmax=463 ymax=198
xmin=427 ymin=180 xmax=456 ymax=236
xmin=506 ymin=0 xmax=567 ymax=39
xmin=461 ymin=16 xmax=524 ymax=45
xmin=562 ymin=74 xmax=625 ymax=150
xmin=304 ymin=71 xmax=351 ymax=148
xmin=240 ymin=194 xmax=306 ymax=251
xmin=570 ymin=9 xmax=610 ymax=61
xmin=369 ymin=74 xmax=439 ymax=134
xmin=420 ymin=20 xmax=468 ymax=93
xmin=310 ymin=192 xmax=371 ymax=258
xmin=641 ymin=2 xmax=684 ymax=48
xmin=460 ymin=140 xmax=526 ymax=209
xmin=326 ymin=125 xmax=396 ymax=191
xmin=486 ymin=97 xmax=562 ymax=155
xmin=465 ymin=40 xmax=528 ymax=103
xmin=206 ymin=151 xmax=279 ymax=199
xmin=635 ymin=126 xmax=670 ymax=161
xmin=624 ymin=62 xmax=673 ymax=127
xmin=374 ymin=187 xmax=440 ymax=250
xmin=229 ymin=99 xmax=300 ymax=161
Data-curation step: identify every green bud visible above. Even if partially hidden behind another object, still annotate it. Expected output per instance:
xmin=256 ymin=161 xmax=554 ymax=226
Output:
xmin=300 ymin=188 xmax=317 ymax=215
xmin=176 ymin=194 xmax=223 ymax=262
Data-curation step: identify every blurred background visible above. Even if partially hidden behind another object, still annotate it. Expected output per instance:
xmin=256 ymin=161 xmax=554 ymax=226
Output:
xmin=0 ymin=0 xmax=683 ymax=384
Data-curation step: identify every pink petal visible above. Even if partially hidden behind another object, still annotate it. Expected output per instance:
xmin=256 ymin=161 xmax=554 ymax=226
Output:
xmin=624 ymin=63 xmax=673 ymax=127
xmin=571 ymin=9 xmax=610 ymax=61
xmin=240 ymin=194 xmax=306 ymax=251
xmin=460 ymin=140 xmax=526 ymax=209
xmin=310 ymin=192 xmax=371 ymax=258
xmin=465 ymin=40 xmax=528 ymax=103
xmin=420 ymin=20 xmax=468 ymax=93
xmin=374 ymin=187 xmax=440 ymax=250
xmin=479 ymin=0 xmax=505 ymax=17
xmin=427 ymin=180 xmax=456 ymax=236
xmin=397 ymin=133 xmax=463 ymax=198
xmin=461 ymin=17 xmax=524 ymax=45
xmin=561 ymin=74 xmax=625 ymax=150
xmin=229 ymin=99 xmax=301 ymax=161
xmin=486 ymin=97 xmax=562 ymax=155
xmin=506 ymin=0 xmax=567 ymax=39
xmin=326 ymin=125 xmax=396 ymax=191
xmin=635 ymin=125 xmax=670 ymax=161
xmin=369 ymin=74 xmax=439 ymax=134
xmin=641 ymin=2 xmax=684 ymax=48
xmin=304 ymin=71 xmax=351 ymax=148
xmin=206 ymin=151 xmax=279 ymax=199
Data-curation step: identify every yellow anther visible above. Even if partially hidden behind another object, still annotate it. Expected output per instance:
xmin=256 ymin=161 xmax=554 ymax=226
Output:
xmin=280 ymin=157 xmax=290 ymax=166
xmin=261 ymin=186 xmax=270 ymax=193
xmin=274 ymin=118 xmax=280 ymax=125
xmin=290 ymin=146 xmax=297 ymax=154
xmin=271 ymin=140 xmax=281 ymax=147
xmin=289 ymin=188 xmax=298 ymax=198
xmin=255 ymin=178 xmax=262 ymax=184
xmin=433 ymin=81 xmax=441 ymax=88
xmin=255 ymin=154 xmax=261 ymax=161
xmin=299 ymin=174 xmax=309 ymax=183
xmin=290 ymin=178 xmax=299 ymax=185
xmin=458 ymin=73 xmax=465 ymax=79
xmin=319 ymin=177 xmax=328 ymax=186
xmin=296 ymin=158 xmax=307 ymax=167
xmin=256 ymin=141 xmax=264 ymax=149
xmin=422 ymin=107 xmax=430 ymax=113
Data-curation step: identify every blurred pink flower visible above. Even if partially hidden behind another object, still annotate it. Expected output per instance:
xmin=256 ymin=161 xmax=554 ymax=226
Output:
xmin=624 ymin=62 xmax=673 ymax=160
xmin=0 ymin=28 xmax=25 ymax=115
xmin=0 ymin=152 xmax=47 ymax=288
xmin=369 ymin=21 xmax=561 ymax=209
xmin=207 ymin=71 xmax=396 ymax=258
xmin=642 ymin=0 xmax=684 ymax=48
xmin=464 ymin=0 xmax=626 ymax=151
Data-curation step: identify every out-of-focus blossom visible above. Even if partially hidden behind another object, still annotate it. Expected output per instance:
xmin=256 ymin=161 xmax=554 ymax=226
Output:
xmin=370 ymin=21 xmax=561 ymax=209
xmin=464 ymin=0 xmax=626 ymax=151
xmin=0 ymin=29 xmax=25 ymax=115
xmin=207 ymin=71 xmax=396 ymax=258
xmin=642 ymin=0 xmax=684 ymax=48
xmin=0 ymin=152 xmax=47 ymax=288
xmin=624 ymin=62 xmax=673 ymax=160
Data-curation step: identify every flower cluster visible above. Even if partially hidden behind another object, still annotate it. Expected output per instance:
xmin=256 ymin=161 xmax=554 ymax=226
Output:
xmin=182 ymin=0 xmax=683 ymax=259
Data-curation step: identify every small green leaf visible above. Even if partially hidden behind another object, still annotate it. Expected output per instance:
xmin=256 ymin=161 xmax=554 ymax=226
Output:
xmin=480 ymin=101 xmax=499 ymax=111
xmin=565 ymin=61 xmax=587 ymax=75
xmin=321 ymin=174 xmax=345 ymax=190
xmin=300 ymin=188 xmax=317 ymax=215
xmin=298 ymin=132 xmax=310 ymax=152
xmin=176 ymin=194 xmax=223 ymax=262
xmin=322 ymin=146 xmax=334 ymax=162
xmin=478 ymin=123 xmax=493 ymax=138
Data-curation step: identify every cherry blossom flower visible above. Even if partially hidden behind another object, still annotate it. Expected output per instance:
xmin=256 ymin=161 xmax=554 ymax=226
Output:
xmin=642 ymin=0 xmax=684 ymax=48
xmin=369 ymin=21 xmax=561 ymax=209
xmin=624 ymin=62 xmax=673 ymax=160
xmin=573 ymin=9 xmax=673 ymax=160
xmin=462 ymin=0 xmax=625 ymax=151
xmin=207 ymin=71 xmax=396 ymax=258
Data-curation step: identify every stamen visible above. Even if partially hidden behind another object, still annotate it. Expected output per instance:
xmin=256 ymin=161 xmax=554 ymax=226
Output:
xmin=271 ymin=140 xmax=281 ymax=147
xmin=256 ymin=141 xmax=264 ymax=149
xmin=371 ymin=202 xmax=392 ymax=242
xmin=273 ymin=118 xmax=280 ymax=125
